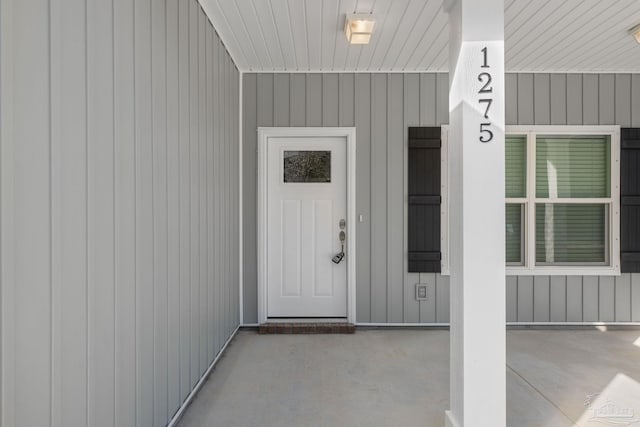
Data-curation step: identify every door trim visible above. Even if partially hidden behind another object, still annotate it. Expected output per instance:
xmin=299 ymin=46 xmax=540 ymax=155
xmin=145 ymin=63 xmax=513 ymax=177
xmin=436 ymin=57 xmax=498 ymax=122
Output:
xmin=257 ymin=127 xmax=357 ymax=324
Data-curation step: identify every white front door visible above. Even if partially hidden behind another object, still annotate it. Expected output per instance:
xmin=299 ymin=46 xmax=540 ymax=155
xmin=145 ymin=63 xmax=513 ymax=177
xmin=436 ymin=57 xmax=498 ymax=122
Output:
xmin=266 ymin=136 xmax=347 ymax=317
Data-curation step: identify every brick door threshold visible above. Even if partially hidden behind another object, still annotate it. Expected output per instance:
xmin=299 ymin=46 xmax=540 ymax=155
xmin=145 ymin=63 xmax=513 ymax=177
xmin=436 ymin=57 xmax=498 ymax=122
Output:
xmin=258 ymin=323 xmax=355 ymax=334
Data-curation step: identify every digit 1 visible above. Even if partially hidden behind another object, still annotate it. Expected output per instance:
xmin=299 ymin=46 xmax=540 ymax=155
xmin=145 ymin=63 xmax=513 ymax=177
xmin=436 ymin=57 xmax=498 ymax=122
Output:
xmin=481 ymin=47 xmax=489 ymax=68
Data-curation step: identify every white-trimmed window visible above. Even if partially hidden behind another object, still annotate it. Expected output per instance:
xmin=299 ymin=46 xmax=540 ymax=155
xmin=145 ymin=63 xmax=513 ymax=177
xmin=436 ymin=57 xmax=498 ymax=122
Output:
xmin=505 ymin=126 xmax=620 ymax=275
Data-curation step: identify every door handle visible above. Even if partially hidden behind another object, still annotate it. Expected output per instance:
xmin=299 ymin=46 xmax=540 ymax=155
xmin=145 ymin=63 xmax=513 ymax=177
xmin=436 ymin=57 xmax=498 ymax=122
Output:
xmin=332 ymin=230 xmax=346 ymax=264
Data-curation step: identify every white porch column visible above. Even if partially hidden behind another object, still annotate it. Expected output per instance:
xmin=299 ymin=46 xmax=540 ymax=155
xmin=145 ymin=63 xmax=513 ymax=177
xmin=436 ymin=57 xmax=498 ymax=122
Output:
xmin=445 ymin=0 xmax=506 ymax=426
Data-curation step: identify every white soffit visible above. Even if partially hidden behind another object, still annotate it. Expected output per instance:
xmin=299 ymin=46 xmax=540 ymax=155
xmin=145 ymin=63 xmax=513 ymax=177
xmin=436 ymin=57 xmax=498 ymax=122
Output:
xmin=200 ymin=0 xmax=640 ymax=73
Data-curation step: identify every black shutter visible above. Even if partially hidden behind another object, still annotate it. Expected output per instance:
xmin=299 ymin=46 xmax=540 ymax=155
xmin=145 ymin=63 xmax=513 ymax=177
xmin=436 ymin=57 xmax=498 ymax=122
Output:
xmin=408 ymin=127 xmax=441 ymax=272
xmin=621 ymin=128 xmax=640 ymax=272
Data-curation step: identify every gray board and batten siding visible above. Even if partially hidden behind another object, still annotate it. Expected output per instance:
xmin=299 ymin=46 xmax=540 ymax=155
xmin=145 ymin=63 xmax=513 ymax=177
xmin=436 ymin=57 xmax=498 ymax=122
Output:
xmin=0 ymin=1 xmax=240 ymax=426
xmin=243 ymin=72 xmax=640 ymax=325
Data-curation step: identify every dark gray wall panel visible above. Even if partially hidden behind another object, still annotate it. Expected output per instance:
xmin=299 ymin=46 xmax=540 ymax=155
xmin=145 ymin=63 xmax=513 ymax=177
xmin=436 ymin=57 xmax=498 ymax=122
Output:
xmin=633 ymin=75 xmax=640 ymax=127
xmin=370 ymin=74 xmax=388 ymax=323
xmin=583 ymin=276 xmax=599 ymax=321
xmin=615 ymin=74 xmax=632 ymax=127
xmin=404 ymin=74 xmax=421 ymax=323
xmin=550 ymin=74 xmax=567 ymax=125
xmin=273 ymin=74 xmax=290 ymax=127
xmin=517 ymin=276 xmax=534 ymax=322
xmin=566 ymin=74 xmax=583 ymax=125
xmin=355 ymin=74 xmax=372 ymax=322
xmin=533 ymin=276 xmax=550 ymax=322
xmin=534 ymin=74 xmax=550 ymax=125
xmin=567 ymin=276 xmax=583 ymax=322
xmin=517 ymin=74 xmax=534 ymax=125
xmin=599 ymin=74 xmax=615 ymax=125
xmin=599 ymin=277 xmax=615 ymax=322
xmin=419 ymin=273 xmax=437 ymax=323
xmin=549 ymin=276 xmax=566 ymax=322
xmin=387 ymin=74 xmax=404 ymax=323
xmin=244 ymin=72 xmax=640 ymax=324
xmin=505 ymin=73 xmax=518 ymax=125
xmin=322 ymin=74 xmax=339 ymax=126
xmin=583 ymin=74 xmax=599 ymax=125
xmin=633 ymin=274 xmax=640 ymax=322
xmin=506 ymin=277 xmax=518 ymax=322
xmin=615 ymin=274 xmax=631 ymax=321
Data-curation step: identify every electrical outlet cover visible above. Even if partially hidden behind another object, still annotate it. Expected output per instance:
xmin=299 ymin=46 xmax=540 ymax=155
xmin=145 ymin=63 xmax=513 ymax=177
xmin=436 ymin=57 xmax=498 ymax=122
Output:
xmin=415 ymin=284 xmax=428 ymax=300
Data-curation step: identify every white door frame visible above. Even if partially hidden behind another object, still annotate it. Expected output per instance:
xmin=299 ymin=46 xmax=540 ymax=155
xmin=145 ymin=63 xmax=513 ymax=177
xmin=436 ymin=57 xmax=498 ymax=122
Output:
xmin=257 ymin=127 xmax=357 ymax=324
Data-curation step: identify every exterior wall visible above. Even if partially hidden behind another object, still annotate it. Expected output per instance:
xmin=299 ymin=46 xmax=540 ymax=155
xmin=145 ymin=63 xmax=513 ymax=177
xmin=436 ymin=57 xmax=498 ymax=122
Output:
xmin=243 ymin=72 xmax=640 ymax=324
xmin=0 ymin=0 xmax=240 ymax=426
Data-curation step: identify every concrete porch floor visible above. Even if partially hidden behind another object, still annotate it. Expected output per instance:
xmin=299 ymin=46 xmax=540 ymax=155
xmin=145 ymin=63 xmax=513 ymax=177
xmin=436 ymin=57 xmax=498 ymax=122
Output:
xmin=177 ymin=328 xmax=640 ymax=427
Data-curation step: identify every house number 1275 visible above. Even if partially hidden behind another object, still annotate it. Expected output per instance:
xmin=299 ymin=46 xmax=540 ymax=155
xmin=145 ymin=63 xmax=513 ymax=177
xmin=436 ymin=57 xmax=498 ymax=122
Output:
xmin=479 ymin=47 xmax=493 ymax=143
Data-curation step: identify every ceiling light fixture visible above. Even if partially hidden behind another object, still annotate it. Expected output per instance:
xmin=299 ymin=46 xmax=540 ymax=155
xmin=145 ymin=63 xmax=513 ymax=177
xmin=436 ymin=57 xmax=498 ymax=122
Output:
xmin=345 ymin=14 xmax=375 ymax=45
xmin=630 ymin=23 xmax=640 ymax=44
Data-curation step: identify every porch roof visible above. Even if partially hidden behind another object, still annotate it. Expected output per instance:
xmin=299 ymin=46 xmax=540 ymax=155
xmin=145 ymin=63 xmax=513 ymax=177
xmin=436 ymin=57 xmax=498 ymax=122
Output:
xmin=200 ymin=0 xmax=640 ymax=74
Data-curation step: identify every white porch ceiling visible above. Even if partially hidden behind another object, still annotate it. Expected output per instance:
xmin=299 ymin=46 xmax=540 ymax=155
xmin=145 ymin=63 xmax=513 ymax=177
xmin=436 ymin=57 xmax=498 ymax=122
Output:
xmin=200 ymin=0 xmax=640 ymax=73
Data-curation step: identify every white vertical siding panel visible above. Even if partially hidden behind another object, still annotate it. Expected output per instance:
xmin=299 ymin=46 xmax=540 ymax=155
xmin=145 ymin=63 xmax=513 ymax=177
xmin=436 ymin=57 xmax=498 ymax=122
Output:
xmin=632 ymin=274 xmax=640 ymax=322
xmin=227 ymin=55 xmax=234 ymax=337
xmin=435 ymin=274 xmax=449 ymax=323
xmin=549 ymin=74 xmax=567 ymax=125
xmin=355 ymin=74 xmax=371 ymax=322
xmin=615 ymin=74 xmax=632 ymax=127
xmin=5 ymin=2 xmax=239 ymax=424
xmin=505 ymin=74 xmax=518 ymax=125
xmin=533 ymin=74 xmax=550 ymax=125
xmin=370 ymin=74 xmax=388 ymax=323
xmin=615 ymin=274 xmax=631 ymax=322
xmin=549 ymin=276 xmax=566 ymax=322
xmin=165 ymin=0 xmax=180 ymax=414
xmin=322 ymin=74 xmax=339 ymax=126
xmin=598 ymin=74 xmax=615 ymax=125
xmin=215 ymin=40 xmax=224 ymax=342
xmin=54 ymin=0 xmax=87 ymax=424
xmin=582 ymin=276 xmax=599 ymax=322
xmin=506 ymin=276 xmax=517 ymax=322
xmin=387 ymin=74 xmax=404 ymax=323
xmin=599 ymin=277 xmax=615 ymax=322
xmin=0 ymin=0 xmax=15 ymax=423
xmin=516 ymin=276 xmax=533 ymax=322
xmin=177 ymin=0 xmax=191 ymax=398
xmin=205 ymin=24 xmax=214 ymax=365
xmin=242 ymin=74 xmax=258 ymax=324
xmin=114 ymin=0 xmax=137 ymax=423
xmin=188 ymin=0 xmax=201 ymax=385
xmin=566 ymin=276 xmax=583 ymax=322
xmin=632 ymin=75 xmax=640 ymax=127
xmin=134 ymin=0 xmax=154 ymax=423
xmin=533 ymin=276 xmax=550 ymax=322
xmin=566 ymin=74 xmax=583 ymax=125
xmin=197 ymin=8 xmax=207 ymax=377
xmin=273 ymin=74 xmax=290 ymax=127
xmin=87 ymin=0 xmax=115 ymax=424
xmin=582 ymin=74 xmax=599 ymax=125
xmin=403 ymin=74 xmax=420 ymax=323
xmin=13 ymin=0 xmax=52 ymax=423
xmin=151 ymin=0 xmax=168 ymax=423
xmin=419 ymin=74 xmax=437 ymax=126
xmin=517 ymin=74 xmax=534 ymax=125
xmin=306 ymin=73 xmax=322 ymax=126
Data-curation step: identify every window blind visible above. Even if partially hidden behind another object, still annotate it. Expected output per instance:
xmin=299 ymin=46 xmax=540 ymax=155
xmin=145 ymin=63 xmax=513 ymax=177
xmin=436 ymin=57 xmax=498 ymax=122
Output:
xmin=536 ymin=136 xmax=610 ymax=198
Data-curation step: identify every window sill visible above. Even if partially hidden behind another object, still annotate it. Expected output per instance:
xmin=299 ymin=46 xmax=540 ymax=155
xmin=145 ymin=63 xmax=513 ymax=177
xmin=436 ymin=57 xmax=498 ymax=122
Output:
xmin=505 ymin=266 xmax=621 ymax=276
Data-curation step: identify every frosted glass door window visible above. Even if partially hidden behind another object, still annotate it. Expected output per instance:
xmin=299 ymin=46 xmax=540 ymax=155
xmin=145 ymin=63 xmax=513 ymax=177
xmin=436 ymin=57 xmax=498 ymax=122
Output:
xmin=283 ymin=151 xmax=331 ymax=183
